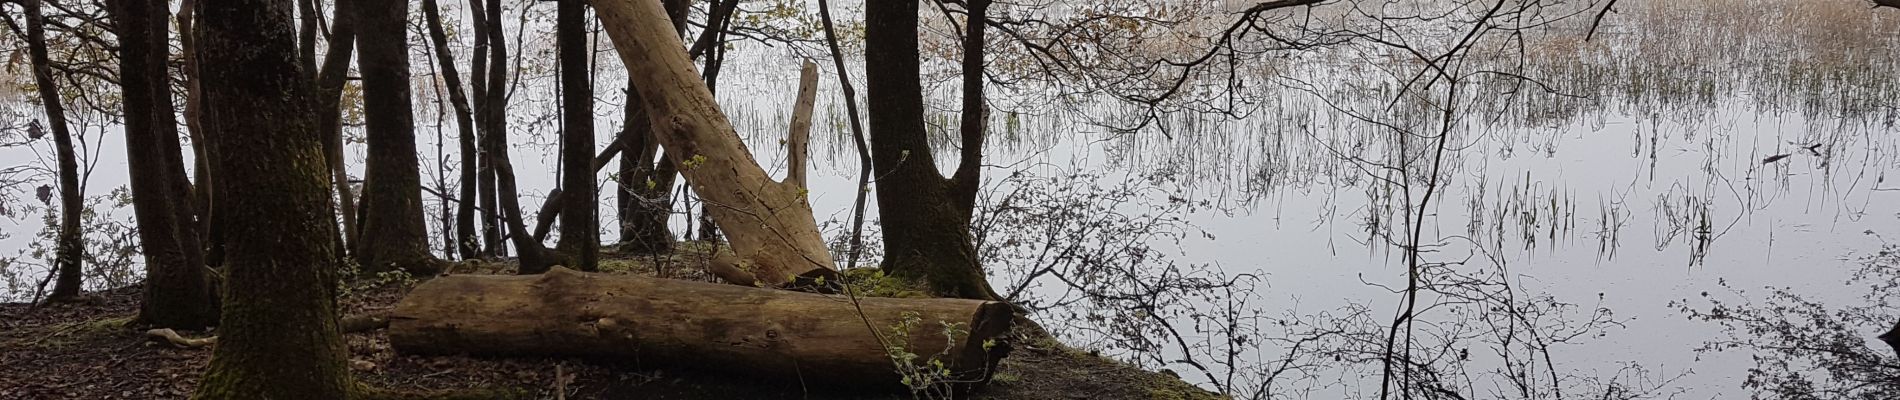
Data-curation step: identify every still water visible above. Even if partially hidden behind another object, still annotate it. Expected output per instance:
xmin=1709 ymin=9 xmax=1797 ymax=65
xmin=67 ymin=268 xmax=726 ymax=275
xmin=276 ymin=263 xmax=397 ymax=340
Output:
xmin=1 ymin=0 xmax=1895 ymax=398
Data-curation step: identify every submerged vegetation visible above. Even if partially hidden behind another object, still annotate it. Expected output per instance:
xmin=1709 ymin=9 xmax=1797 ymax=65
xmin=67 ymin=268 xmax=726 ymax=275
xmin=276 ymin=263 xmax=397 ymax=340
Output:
xmin=0 ymin=0 xmax=1896 ymax=399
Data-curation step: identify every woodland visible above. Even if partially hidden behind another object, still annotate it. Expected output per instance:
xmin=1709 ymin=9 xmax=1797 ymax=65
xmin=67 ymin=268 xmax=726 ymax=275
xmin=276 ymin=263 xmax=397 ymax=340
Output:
xmin=2 ymin=0 xmax=1900 ymax=399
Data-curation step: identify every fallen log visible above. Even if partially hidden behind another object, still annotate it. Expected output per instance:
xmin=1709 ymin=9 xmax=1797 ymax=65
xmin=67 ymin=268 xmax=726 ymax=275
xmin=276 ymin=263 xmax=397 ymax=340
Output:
xmin=389 ymin=267 xmax=1013 ymax=389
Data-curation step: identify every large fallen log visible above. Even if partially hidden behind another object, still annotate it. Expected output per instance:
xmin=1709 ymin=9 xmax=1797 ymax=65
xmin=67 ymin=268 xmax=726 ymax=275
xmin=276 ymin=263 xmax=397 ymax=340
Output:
xmin=389 ymin=267 xmax=1014 ymax=388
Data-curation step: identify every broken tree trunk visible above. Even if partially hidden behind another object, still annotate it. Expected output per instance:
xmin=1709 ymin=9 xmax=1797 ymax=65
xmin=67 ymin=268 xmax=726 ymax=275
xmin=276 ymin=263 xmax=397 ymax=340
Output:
xmin=785 ymin=60 xmax=818 ymax=188
xmin=389 ymin=267 xmax=1013 ymax=387
xmin=593 ymin=0 xmax=836 ymax=287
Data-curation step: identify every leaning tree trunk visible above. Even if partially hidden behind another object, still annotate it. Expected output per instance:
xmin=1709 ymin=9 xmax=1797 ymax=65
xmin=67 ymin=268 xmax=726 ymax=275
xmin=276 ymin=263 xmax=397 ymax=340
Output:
xmin=390 ymin=267 xmax=1012 ymax=387
xmin=23 ymin=0 xmax=85 ymax=302
xmin=863 ymin=0 xmax=1001 ymax=300
xmin=192 ymin=0 xmax=354 ymax=397
xmin=593 ymin=0 xmax=837 ymax=287
xmin=354 ymin=0 xmax=442 ymax=275
xmin=550 ymin=0 xmax=599 ymax=273
xmin=110 ymin=0 xmax=216 ymax=329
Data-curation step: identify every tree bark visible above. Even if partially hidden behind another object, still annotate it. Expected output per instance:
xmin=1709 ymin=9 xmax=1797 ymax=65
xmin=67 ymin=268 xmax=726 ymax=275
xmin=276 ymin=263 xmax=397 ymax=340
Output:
xmin=314 ymin=0 xmax=358 ymax=257
xmin=420 ymin=0 xmax=481 ymax=261
xmin=474 ymin=0 xmax=553 ymax=273
xmin=785 ymin=60 xmax=818 ymax=188
xmin=192 ymin=0 xmax=354 ymax=396
xmin=176 ymin=0 xmax=216 ymax=268
xmin=549 ymin=0 xmax=599 ymax=273
xmin=616 ymin=83 xmax=675 ymax=252
xmin=110 ymin=0 xmax=217 ymax=329
xmin=593 ymin=0 xmax=837 ymax=287
xmin=23 ymin=0 xmax=85 ymax=302
xmin=532 ymin=136 xmax=626 ymax=243
xmin=389 ymin=267 xmax=1012 ymax=387
xmin=468 ymin=0 xmax=503 ymax=258
xmin=354 ymin=0 xmax=443 ymax=275
xmin=864 ymin=0 xmax=1000 ymax=300
xmin=611 ymin=0 xmax=692 ymax=253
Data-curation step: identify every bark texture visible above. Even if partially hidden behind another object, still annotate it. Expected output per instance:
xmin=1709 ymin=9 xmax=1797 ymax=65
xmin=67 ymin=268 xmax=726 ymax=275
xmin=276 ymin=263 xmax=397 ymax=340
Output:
xmin=23 ymin=0 xmax=85 ymax=302
xmin=191 ymin=0 xmax=354 ymax=397
xmin=614 ymin=0 xmax=692 ymax=254
xmin=617 ymin=83 xmax=675 ymax=252
xmin=785 ymin=61 xmax=818 ymax=188
xmin=111 ymin=0 xmax=216 ymax=329
xmin=554 ymin=0 xmax=599 ymax=272
xmin=864 ymin=0 xmax=1000 ymax=300
xmin=390 ymin=267 xmax=1013 ymax=386
xmin=354 ymin=0 xmax=442 ymax=274
xmin=593 ymin=0 xmax=837 ymax=286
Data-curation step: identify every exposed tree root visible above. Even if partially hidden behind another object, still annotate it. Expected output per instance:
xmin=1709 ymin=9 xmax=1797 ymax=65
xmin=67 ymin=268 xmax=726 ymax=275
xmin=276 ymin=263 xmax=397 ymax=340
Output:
xmin=144 ymin=328 xmax=215 ymax=349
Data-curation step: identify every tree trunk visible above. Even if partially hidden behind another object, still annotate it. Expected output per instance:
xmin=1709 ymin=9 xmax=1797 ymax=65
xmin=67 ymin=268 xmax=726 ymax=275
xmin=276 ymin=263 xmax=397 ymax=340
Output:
xmin=420 ymin=0 xmax=482 ymax=261
xmin=785 ymin=60 xmax=818 ymax=188
xmin=389 ymin=267 xmax=1012 ymax=387
xmin=354 ymin=0 xmax=442 ymax=275
xmin=176 ymin=0 xmax=216 ymax=269
xmin=110 ymin=0 xmax=217 ymax=329
xmin=616 ymin=83 xmax=675 ymax=252
xmin=24 ymin=0 xmax=85 ymax=302
xmin=192 ymin=0 xmax=354 ymax=396
xmin=314 ymin=0 xmax=358 ymax=258
xmin=613 ymin=0 xmax=690 ymax=253
xmin=594 ymin=0 xmax=837 ymax=287
xmin=469 ymin=0 xmax=501 ymax=259
xmin=864 ymin=0 xmax=1000 ymax=300
xmin=474 ymin=0 xmax=553 ymax=273
xmin=532 ymin=137 xmax=626 ymax=243
xmin=552 ymin=0 xmax=599 ymax=273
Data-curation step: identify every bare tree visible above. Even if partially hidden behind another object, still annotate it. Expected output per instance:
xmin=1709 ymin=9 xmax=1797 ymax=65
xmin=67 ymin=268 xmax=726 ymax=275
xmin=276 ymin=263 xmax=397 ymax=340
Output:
xmin=17 ymin=0 xmax=84 ymax=302
xmin=108 ymin=0 xmax=215 ymax=329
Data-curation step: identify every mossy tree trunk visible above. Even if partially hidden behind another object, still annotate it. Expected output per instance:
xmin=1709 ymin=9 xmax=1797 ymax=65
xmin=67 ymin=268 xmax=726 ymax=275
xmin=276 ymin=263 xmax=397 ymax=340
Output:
xmin=354 ymin=0 xmax=443 ymax=275
xmin=390 ymin=267 xmax=1014 ymax=387
xmin=551 ymin=0 xmax=598 ymax=273
xmin=110 ymin=0 xmax=217 ymax=329
xmin=191 ymin=0 xmax=354 ymax=397
xmin=22 ymin=0 xmax=85 ymax=302
xmin=864 ymin=0 xmax=1001 ymax=300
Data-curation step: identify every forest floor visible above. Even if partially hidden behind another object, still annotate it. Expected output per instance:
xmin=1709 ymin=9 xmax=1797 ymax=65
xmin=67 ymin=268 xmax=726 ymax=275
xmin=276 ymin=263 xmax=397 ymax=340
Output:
xmin=0 ymin=244 xmax=1222 ymax=400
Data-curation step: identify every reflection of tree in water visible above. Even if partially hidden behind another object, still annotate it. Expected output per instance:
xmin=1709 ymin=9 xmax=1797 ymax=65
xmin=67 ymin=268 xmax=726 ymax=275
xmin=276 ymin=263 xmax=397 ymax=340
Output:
xmin=942 ymin=1 xmax=1900 ymax=398
xmin=1676 ymin=239 xmax=1900 ymax=400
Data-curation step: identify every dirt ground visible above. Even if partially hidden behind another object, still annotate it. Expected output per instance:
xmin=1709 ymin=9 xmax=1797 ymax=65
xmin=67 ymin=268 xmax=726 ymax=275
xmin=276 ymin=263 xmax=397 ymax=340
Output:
xmin=0 ymin=252 xmax=1222 ymax=400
